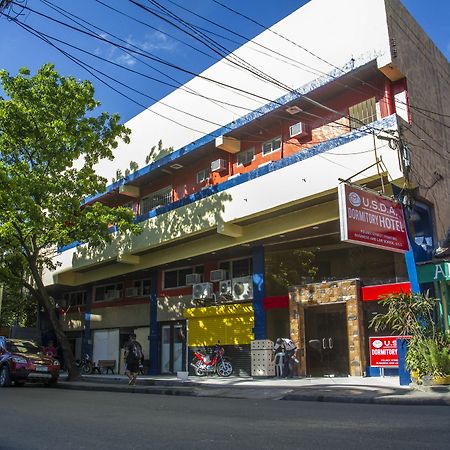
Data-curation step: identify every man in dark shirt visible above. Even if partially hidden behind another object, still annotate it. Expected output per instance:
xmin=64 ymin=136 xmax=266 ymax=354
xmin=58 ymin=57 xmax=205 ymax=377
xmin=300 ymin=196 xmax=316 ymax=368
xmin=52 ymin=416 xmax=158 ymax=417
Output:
xmin=123 ymin=333 xmax=143 ymax=386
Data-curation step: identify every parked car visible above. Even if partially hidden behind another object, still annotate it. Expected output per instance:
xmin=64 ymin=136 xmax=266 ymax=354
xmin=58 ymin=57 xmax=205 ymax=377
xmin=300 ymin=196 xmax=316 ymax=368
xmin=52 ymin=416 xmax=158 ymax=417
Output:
xmin=0 ymin=337 xmax=60 ymax=387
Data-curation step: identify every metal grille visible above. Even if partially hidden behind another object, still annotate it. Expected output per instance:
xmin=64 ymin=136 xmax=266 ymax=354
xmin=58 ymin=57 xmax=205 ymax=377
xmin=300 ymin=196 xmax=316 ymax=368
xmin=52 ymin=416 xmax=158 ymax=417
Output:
xmin=349 ymin=97 xmax=377 ymax=130
xmin=141 ymin=186 xmax=172 ymax=214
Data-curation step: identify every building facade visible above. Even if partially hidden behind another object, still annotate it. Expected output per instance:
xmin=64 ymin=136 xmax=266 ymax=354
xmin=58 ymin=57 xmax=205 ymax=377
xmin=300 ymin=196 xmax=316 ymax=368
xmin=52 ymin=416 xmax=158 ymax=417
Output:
xmin=43 ymin=0 xmax=449 ymax=377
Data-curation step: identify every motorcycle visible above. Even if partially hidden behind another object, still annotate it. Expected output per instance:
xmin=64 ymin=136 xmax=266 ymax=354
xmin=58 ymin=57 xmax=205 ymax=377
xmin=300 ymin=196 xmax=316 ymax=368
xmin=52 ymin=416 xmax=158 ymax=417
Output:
xmin=190 ymin=344 xmax=233 ymax=377
xmin=75 ymin=353 xmax=93 ymax=375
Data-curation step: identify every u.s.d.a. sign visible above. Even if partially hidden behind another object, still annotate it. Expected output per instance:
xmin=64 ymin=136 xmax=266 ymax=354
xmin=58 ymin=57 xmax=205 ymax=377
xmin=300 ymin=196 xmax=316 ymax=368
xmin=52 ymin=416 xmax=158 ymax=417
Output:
xmin=338 ymin=183 xmax=409 ymax=253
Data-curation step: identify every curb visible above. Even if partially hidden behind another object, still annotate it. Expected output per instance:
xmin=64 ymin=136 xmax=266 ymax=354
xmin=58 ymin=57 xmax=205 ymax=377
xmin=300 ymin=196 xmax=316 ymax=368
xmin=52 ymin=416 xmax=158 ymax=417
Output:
xmin=55 ymin=381 xmax=450 ymax=406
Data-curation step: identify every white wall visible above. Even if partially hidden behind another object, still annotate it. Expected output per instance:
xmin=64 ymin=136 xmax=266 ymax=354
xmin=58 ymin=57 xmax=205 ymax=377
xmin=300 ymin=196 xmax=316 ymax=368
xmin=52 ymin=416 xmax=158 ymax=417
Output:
xmin=95 ymin=0 xmax=391 ymax=182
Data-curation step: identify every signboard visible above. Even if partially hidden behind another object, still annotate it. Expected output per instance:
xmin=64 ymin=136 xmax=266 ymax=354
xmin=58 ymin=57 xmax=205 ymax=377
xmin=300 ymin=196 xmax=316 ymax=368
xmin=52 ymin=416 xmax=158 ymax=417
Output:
xmin=417 ymin=262 xmax=450 ymax=283
xmin=369 ymin=336 xmax=410 ymax=368
xmin=338 ymin=183 xmax=409 ymax=253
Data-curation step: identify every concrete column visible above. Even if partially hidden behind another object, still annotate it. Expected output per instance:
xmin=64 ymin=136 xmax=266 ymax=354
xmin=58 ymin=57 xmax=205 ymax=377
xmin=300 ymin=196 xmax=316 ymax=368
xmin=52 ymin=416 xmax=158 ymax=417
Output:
xmin=252 ymin=246 xmax=266 ymax=339
xmin=82 ymin=288 xmax=92 ymax=356
xmin=149 ymin=270 xmax=159 ymax=375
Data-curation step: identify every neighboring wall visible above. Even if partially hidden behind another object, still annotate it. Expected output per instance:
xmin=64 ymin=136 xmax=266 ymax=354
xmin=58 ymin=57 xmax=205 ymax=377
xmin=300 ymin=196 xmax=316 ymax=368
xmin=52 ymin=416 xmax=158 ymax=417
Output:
xmin=384 ymin=0 xmax=450 ymax=241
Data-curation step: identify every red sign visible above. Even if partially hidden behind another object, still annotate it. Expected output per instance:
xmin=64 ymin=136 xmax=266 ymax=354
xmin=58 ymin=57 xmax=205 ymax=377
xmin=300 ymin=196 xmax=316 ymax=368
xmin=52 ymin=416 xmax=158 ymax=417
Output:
xmin=338 ymin=183 xmax=409 ymax=253
xmin=369 ymin=336 xmax=404 ymax=367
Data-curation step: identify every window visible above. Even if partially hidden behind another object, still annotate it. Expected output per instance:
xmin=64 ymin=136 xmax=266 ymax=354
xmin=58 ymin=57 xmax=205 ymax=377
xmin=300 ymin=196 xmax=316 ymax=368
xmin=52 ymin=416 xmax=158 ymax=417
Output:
xmin=94 ymin=283 xmax=123 ymax=302
xmin=163 ymin=265 xmax=204 ymax=289
xmin=349 ymin=97 xmax=377 ymax=130
xmin=262 ymin=137 xmax=282 ymax=156
xmin=196 ymin=168 xmax=210 ymax=184
xmin=63 ymin=291 xmax=87 ymax=307
xmin=219 ymin=257 xmax=253 ymax=279
xmin=237 ymin=148 xmax=255 ymax=166
xmin=128 ymin=279 xmax=152 ymax=296
xmin=140 ymin=186 xmax=172 ymax=215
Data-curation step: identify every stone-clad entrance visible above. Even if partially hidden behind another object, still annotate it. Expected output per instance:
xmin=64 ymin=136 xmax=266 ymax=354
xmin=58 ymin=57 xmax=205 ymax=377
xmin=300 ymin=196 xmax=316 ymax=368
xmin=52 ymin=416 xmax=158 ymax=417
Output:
xmin=289 ymin=279 xmax=366 ymax=377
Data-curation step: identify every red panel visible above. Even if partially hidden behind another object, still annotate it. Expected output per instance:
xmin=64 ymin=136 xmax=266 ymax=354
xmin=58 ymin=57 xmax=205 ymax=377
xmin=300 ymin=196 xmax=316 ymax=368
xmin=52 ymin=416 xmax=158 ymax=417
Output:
xmin=263 ymin=296 xmax=289 ymax=310
xmin=361 ymin=282 xmax=411 ymax=302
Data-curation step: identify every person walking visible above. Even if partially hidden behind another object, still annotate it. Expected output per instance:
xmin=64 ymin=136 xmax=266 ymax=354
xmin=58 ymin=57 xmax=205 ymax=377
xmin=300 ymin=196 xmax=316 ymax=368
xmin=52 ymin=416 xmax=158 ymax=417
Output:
xmin=273 ymin=337 xmax=297 ymax=378
xmin=123 ymin=333 xmax=144 ymax=386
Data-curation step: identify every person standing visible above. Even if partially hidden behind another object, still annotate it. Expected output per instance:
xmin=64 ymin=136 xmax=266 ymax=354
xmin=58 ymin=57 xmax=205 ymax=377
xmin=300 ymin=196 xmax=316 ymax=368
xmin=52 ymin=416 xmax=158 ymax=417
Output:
xmin=123 ymin=333 xmax=143 ymax=386
xmin=273 ymin=337 xmax=297 ymax=378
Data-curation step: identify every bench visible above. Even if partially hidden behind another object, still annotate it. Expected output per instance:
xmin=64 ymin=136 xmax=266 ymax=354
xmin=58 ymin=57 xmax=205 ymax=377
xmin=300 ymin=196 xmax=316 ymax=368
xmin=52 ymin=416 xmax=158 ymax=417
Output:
xmin=93 ymin=360 xmax=116 ymax=374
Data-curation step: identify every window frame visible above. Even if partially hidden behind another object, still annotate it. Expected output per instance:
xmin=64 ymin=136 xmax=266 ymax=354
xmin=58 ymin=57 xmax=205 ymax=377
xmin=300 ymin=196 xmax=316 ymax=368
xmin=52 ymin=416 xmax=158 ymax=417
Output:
xmin=218 ymin=257 xmax=253 ymax=279
xmin=237 ymin=147 xmax=255 ymax=166
xmin=348 ymin=97 xmax=377 ymax=130
xmin=94 ymin=283 xmax=123 ymax=302
xmin=196 ymin=168 xmax=210 ymax=184
xmin=163 ymin=265 xmax=204 ymax=290
xmin=262 ymin=137 xmax=282 ymax=156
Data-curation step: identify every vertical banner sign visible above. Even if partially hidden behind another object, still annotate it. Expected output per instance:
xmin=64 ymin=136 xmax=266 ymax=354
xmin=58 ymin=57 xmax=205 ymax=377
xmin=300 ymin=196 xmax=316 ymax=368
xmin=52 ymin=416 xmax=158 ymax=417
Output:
xmin=338 ymin=183 xmax=409 ymax=253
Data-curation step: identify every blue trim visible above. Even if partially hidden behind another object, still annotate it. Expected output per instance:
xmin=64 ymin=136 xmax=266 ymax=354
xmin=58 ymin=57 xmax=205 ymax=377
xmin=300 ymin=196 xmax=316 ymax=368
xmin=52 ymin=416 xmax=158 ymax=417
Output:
xmin=83 ymin=54 xmax=380 ymax=205
xmin=59 ymin=114 xmax=398 ymax=253
xmin=252 ymin=246 xmax=266 ymax=339
xmin=405 ymin=237 xmax=421 ymax=294
xmin=149 ymin=270 xmax=159 ymax=375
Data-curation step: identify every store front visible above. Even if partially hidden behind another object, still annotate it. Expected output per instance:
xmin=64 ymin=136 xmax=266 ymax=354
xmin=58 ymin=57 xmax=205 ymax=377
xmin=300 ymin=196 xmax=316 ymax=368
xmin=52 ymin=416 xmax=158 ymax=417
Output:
xmin=289 ymin=279 xmax=366 ymax=377
xmin=184 ymin=303 xmax=254 ymax=376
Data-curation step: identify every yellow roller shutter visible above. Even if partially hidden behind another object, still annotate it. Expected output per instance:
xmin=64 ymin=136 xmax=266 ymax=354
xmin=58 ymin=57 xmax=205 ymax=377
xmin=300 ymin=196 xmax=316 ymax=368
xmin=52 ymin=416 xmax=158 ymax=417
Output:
xmin=184 ymin=303 xmax=254 ymax=347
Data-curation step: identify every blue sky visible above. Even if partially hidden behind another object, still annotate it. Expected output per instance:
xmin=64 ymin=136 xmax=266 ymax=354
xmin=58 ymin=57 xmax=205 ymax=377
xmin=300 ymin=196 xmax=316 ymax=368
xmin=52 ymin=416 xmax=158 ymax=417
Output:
xmin=0 ymin=0 xmax=448 ymax=123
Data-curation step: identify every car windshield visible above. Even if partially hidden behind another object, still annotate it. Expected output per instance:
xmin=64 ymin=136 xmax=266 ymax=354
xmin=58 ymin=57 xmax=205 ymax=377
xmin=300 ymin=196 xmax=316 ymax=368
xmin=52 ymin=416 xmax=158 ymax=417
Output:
xmin=6 ymin=340 xmax=42 ymax=354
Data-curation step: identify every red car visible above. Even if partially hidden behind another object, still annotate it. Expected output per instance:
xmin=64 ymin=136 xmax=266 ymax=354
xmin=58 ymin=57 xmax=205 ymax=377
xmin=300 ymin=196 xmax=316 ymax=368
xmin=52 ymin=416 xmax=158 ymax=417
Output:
xmin=0 ymin=337 xmax=60 ymax=387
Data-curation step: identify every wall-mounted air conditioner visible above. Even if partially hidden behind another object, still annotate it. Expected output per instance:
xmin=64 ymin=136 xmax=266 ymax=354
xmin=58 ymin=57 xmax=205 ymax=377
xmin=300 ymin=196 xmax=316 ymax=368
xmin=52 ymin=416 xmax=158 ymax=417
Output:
xmin=125 ymin=287 xmax=140 ymax=297
xmin=289 ymin=122 xmax=308 ymax=138
xmin=219 ymin=280 xmax=232 ymax=296
xmin=210 ymin=269 xmax=226 ymax=282
xmin=211 ymin=159 xmax=227 ymax=172
xmin=192 ymin=282 xmax=213 ymax=300
xmin=186 ymin=273 xmax=202 ymax=285
xmin=232 ymin=276 xmax=253 ymax=301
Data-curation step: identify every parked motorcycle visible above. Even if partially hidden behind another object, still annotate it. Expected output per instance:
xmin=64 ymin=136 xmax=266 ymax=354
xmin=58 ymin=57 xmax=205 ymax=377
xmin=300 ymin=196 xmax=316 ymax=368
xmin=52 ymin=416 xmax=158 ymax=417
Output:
xmin=190 ymin=344 xmax=233 ymax=377
xmin=75 ymin=353 xmax=93 ymax=375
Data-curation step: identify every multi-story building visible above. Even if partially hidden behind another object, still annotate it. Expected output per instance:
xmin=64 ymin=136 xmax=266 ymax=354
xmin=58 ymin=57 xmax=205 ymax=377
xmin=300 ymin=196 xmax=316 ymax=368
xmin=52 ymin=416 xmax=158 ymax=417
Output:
xmin=43 ymin=0 xmax=449 ymax=377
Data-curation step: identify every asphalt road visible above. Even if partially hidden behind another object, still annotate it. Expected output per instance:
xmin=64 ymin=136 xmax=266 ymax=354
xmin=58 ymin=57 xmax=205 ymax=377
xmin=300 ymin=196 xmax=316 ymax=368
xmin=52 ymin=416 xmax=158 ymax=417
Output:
xmin=1 ymin=386 xmax=450 ymax=450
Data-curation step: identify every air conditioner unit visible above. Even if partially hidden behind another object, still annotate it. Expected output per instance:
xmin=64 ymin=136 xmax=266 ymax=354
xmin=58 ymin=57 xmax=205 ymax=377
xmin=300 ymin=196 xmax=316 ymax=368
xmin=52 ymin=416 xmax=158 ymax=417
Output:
xmin=289 ymin=122 xmax=308 ymax=138
xmin=105 ymin=290 xmax=120 ymax=300
xmin=192 ymin=282 xmax=213 ymax=300
xmin=186 ymin=273 xmax=202 ymax=285
xmin=232 ymin=276 xmax=253 ymax=301
xmin=125 ymin=287 xmax=140 ymax=297
xmin=211 ymin=159 xmax=227 ymax=172
xmin=210 ymin=269 xmax=226 ymax=282
xmin=219 ymin=280 xmax=232 ymax=296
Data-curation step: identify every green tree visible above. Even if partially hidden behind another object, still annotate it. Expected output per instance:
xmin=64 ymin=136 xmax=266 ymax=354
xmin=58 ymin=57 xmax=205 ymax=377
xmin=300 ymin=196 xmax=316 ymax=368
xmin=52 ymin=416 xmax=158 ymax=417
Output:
xmin=0 ymin=64 xmax=141 ymax=379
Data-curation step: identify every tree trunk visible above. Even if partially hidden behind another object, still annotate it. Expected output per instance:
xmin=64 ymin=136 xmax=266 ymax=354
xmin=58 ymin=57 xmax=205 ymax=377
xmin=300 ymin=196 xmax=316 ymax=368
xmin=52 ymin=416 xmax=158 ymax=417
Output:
xmin=27 ymin=260 xmax=80 ymax=380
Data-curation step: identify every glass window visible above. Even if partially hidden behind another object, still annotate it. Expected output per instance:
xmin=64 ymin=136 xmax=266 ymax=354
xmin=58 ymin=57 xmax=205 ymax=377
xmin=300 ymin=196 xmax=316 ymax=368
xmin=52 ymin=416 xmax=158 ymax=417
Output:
xmin=196 ymin=168 xmax=210 ymax=184
xmin=163 ymin=265 xmax=204 ymax=289
xmin=349 ymin=97 xmax=377 ymax=130
xmin=262 ymin=137 xmax=282 ymax=156
xmin=219 ymin=258 xmax=252 ymax=279
xmin=237 ymin=148 xmax=255 ymax=166
xmin=94 ymin=284 xmax=122 ymax=302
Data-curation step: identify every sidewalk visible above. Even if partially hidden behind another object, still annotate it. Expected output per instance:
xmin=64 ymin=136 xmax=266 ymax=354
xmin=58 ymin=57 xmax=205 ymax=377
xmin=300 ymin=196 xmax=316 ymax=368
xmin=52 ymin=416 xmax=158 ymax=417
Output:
xmin=56 ymin=373 xmax=450 ymax=406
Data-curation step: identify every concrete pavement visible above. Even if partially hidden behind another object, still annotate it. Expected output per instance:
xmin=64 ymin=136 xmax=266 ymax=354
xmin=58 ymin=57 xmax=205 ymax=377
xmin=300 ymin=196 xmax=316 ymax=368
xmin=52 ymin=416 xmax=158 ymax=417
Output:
xmin=55 ymin=373 xmax=450 ymax=406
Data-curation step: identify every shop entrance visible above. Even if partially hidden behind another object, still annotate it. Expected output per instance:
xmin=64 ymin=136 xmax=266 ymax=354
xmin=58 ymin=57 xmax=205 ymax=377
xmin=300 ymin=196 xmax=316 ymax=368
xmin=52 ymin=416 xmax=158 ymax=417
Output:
xmin=160 ymin=321 xmax=186 ymax=374
xmin=304 ymin=303 xmax=349 ymax=377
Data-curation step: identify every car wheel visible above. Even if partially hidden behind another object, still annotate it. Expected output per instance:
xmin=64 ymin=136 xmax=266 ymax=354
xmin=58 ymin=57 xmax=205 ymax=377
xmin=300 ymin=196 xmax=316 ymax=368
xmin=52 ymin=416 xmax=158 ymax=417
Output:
xmin=0 ymin=365 xmax=12 ymax=387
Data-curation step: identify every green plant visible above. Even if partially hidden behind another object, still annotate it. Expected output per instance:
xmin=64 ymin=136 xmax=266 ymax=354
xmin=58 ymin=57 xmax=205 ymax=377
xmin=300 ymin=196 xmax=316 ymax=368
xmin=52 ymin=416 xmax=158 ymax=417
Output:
xmin=369 ymin=292 xmax=437 ymax=336
xmin=422 ymin=337 xmax=450 ymax=377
